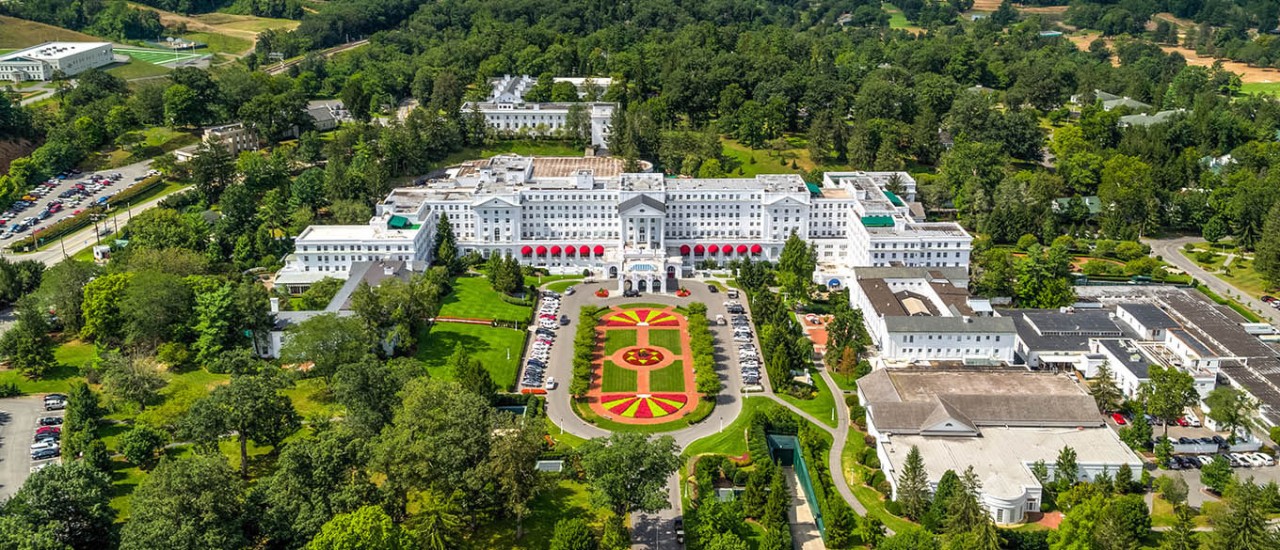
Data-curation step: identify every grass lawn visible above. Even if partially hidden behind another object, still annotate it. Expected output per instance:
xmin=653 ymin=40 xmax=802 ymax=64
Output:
xmin=649 ymin=360 xmax=686 ymax=392
xmin=178 ymin=31 xmax=252 ymax=55
xmin=841 ymin=427 xmax=918 ymax=533
xmin=545 ymin=417 xmax=589 ymax=449
xmin=414 ymin=322 xmax=526 ymax=389
xmin=777 ymin=371 xmax=838 ymax=427
xmin=600 ymin=360 xmax=638 ymax=393
xmin=526 ymin=273 xmax=583 ymax=287
xmin=1150 ymin=494 xmax=1211 ymax=528
xmin=134 ymin=369 xmax=230 ymax=427
xmin=192 ymin=12 xmax=301 ymax=33
xmin=469 ymin=480 xmax=608 ymax=549
xmin=104 ymin=59 xmax=173 ymax=80
xmin=438 ymin=276 xmax=533 ymax=321
xmin=604 ymin=330 xmax=637 ymax=354
xmin=648 ymin=328 xmax=682 ymax=352
xmin=0 ymin=15 xmax=102 ymax=47
xmin=882 ymin=2 xmax=913 ymax=29
xmin=545 ymin=278 xmax=582 ymax=293
xmin=828 ymin=367 xmax=860 ymax=393
xmin=1241 ymin=82 xmax=1280 ymax=97
xmin=0 ymin=340 xmax=95 ymax=394
xmin=682 ymin=397 xmax=776 ymax=458
xmin=282 ymin=377 xmax=342 ymax=419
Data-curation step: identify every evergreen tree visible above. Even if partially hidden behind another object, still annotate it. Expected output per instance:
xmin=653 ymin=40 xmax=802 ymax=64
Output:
xmin=1160 ymin=505 xmax=1198 ymax=550
xmin=1091 ymin=363 xmax=1124 ymax=413
xmin=922 ymin=469 xmax=961 ymax=533
xmin=777 ymin=230 xmax=816 ymax=300
xmin=549 ymin=518 xmax=597 ymax=550
xmin=433 ymin=213 xmax=459 ymax=274
xmin=1055 ymin=446 xmax=1079 ymax=491
xmin=763 ymin=464 xmax=789 ymax=528
xmin=897 ymin=445 xmax=931 ymax=520
xmin=449 ymin=344 xmax=498 ymax=403
xmin=1256 ymin=202 xmax=1280 ymax=288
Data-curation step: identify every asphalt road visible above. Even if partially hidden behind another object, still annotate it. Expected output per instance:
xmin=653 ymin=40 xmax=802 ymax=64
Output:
xmin=0 ymin=396 xmax=61 ymax=500
xmin=2 ymin=158 xmax=175 ymax=266
xmin=1147 ymin=236 xmax=1280 ymax=326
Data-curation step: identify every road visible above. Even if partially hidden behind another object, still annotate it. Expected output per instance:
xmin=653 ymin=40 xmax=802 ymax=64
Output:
xmin=264 ymin=39 xmax=370 ymax=75
xmin=1147 ymin=236 xmax=1280 ymax=326
xmin=2 ymin=158 xmax=181 ymax=266
xmin=0 ymin=396 xmax=61 ymax=500
xmin=537 ymin=279 xmax=869 ymax=548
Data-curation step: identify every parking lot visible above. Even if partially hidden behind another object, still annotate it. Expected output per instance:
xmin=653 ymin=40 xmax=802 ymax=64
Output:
xmin=1 ymin=160 xmax=156 ymax=243
xmin=0 ymin=395 xmax=63 ymax=500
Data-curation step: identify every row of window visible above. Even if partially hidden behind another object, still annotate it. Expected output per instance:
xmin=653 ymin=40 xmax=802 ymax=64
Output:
xmin=301 ymin=244 xmax=411 ymax=252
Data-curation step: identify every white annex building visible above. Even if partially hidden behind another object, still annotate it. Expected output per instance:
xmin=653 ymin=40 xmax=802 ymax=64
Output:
xmin=273 ymin=154 xmax=972 ymax=294
xmin=858 ymin=369 xmax=1142 ymax=525
xmin=464 ymin=75 xmax=616 ymax=147
xmin=0 ymin=42 xmax=114 ymax=82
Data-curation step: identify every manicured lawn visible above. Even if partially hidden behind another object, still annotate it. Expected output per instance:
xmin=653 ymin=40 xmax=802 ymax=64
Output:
xmin=544 ymin=417 xmax=589 ymax=449
xmin=1241 ymin=82 xmax=1280 ymax=97
xmin=649 ymin=360 xmax=686 ymax=392
xmin=178 ymin=31 xmax=252 ymax=55
xmin=526 ymin=273 xmax=583 ymax=287
xmin=828 ymin=368 xmax=861 ymax=392
xmin=438 ymin=276 xmax=533 ymax=321
xmin=1180 ymin=244 xmax=1276 ymax=299
xmin=777 ymin=370 xmax=838 ymax=427
xmin=134 ymin=369 xmax=230 ymax=427
xmin=682 ymin=397 xmax=775 ymax=458
xmin=841 ymin=427 xmax=918 ymax=534
xmin=469 ymin=480 xmax=609 ymax=549
xmin=0 ymin=340 xmax=95 ymax=394
xmin=603 ymin=330 xmax=637 ymax=354
xmin=600 ymin=360 xmax=638 ymax=393
xmin=105 ymin=59 xmax=173 ymax=80
xmin=545 ymin=279 xmax=582 ymax=293
xmin=414 ymin=322 xmax=527 ymax=389
xmin=648 ymin=328 xmax=683 ymax=352
xmin=282 ymin=377 xmax=342 ymax=418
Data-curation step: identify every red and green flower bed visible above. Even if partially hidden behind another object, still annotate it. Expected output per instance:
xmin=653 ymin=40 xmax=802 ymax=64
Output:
xmin=599 ymin=393 xmax=688 ymax=418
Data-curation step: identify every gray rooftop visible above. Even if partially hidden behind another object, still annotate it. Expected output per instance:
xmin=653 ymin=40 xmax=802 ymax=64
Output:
xmin=1095 ymin=338 xmax=1153 ymax=379
xmin=1117 ymin=303 xmax=1180 ymax=330
xmin=884 ymin=316 xmax=1015 ymax=334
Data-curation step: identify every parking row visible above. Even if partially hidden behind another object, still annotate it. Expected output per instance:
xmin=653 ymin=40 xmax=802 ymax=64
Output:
xmin=1164 ymin=450 xmax=1275 ymax=470
xmin=720 ymin=310 xmax=762 ymax=388
xmin=521 ymin=292 xmax=566 ymax=390
xmin=1 ymin=170 xmax=135 ymax=239
xmin=30 ymin=394 xmax=66 ymax=465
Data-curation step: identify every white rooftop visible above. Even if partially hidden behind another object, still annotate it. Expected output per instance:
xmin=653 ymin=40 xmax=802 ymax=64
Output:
xmin=295 ymin=223 xmax=416 ymax=242
xmin=1 ymin=42 xmax=111 ymax=61
xmin=882 ymin=426 xmax=1142 ymax=500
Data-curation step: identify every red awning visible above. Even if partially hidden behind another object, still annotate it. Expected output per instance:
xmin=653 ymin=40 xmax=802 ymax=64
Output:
xmin=536 ymin=245 xmax=547 ymax=255
xmin=721 ymin=245 xmax=732 ymax=255
xmin=694 ymin=244 xmax=705 ymax=254
xmin=737 ymin=245 xmax=748 ymax=254
xmin=551 ymin=245 xmax=562 ymax=255
xmin=565 ymin=246 xmax=576 ymax=256
xmin=593 ymin=245 xmax=605 ymax=256
xmin=579 ymin=245 xmax=589 ymax=256
xmin=521 ymin=245 xmax=533 ymax=256
xmin=679 ymin=244 xmax=691 ymax=255
xmin=751 ymin=244 xmax=762 ymax=254
xmin=708 ymin=245 xmax=719 ymax=254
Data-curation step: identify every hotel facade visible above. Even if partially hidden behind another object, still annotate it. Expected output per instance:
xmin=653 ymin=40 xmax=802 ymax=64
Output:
xmin=274 ymin=155 xmax=972 ymax=294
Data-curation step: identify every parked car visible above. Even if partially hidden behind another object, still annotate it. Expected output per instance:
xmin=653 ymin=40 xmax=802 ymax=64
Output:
xmin=31 ymin=447 xmax=60 ymax=461
xmin=544 ymin=377 xmax=557 ymax=390
xmin=1111 ymin=413 xmax=1127 ymax=425
xmin=44 ymin=393 xmax=67 ymax=402
xmin=44 ymin=399 xmax=66 ymax=411
xmin=35 ymin=426 xmax=60 ymax=436
xmin=1251 ymin=453 xmax=1276 ymax=466
xmin=623 ymin=289 xmax=640 ymax=297
xmin=37 ymin=416 xmax=63 ymax=427
xmin=707 ymin=284 xmax=718 ymax=293
xmin=564 ymin=286 xmax=575 ymax=295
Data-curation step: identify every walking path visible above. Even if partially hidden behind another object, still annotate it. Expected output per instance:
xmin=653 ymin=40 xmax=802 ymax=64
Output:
xmin=787 ymin=467 xmax=826 ymax=549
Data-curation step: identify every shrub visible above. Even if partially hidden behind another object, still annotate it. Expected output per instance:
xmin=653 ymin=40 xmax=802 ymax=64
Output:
xmin=875 ymin=479 xmax=893 ymax=496
xmin=0 ymin=381 xmax=20 ymax=397
xmin=884 ymin=500 xmax=903 ymax=516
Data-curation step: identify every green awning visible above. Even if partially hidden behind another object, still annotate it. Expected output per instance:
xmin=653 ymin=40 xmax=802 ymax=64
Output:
xmin=861 ymin=215 xmax=895 ymax=228
xmin=883 ymin=190 xmax=904 ymax=206
xmin=388 ymin=215 xmax=410 ymax=229
xmin=805 ymin=182 xmax=822 ymax=195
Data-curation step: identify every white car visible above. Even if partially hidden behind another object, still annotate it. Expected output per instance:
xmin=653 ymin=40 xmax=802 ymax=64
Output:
xmin=544 ymin=377 xmax=557 ymax=390
xmin=30 ymin=440 xmax=59 ymax=452
xmin=1251 ymin=453 xmax=1276 ymax=466
xmin=1230 ymin=452 xmax=1253 ymax=467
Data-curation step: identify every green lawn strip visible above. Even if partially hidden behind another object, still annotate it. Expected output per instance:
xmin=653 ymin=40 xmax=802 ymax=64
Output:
xmin=1241 ymin=82 xmax=1280 ymax=96
xmin=177 ymin=31 xmax=252 ymax=55
xmin=600 ymin=360 xmax=638 ymax=393
xmin=415 ymin=322 xmax=526 ymax=389
xmin=469 ymin=480 xmax=608 ymax=549
xmin=682 ymin=397 xmax=774 ymax=458
xmin=573 ymin=397 xmax=713 ymax=433
xmin=841 ymin=427 xmax=918 ymax=534
xmin=544 ymin=417 xmax=588 ymax=449
xmin=649 ymin=360 xmax=686 ymax=393
xmin=438 ymin=276 xmax=532 ymax=321
xmin=544 ymin=277 xmax=584 ymax=293
xmin=828 ymin=368 xmax=860 ymax=393
xmin=1195 ymin=286 xmax=1264 ymax=323
xmin=777 ymin=370 xmax=838 ymax=427
xmin=648 ymin=328 xmax=682 ymax=352
xmin=105 ymin=59 xmax=172 ymax=80
xmin=526 ymin=273 xmax=582 ymax=287
xmin=603 ymin=329 xmax=638 ymax=355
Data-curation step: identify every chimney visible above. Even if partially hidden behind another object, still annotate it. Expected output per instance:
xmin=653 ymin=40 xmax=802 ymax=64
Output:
xmin=269 ymin=297 xmax=279 ymax=314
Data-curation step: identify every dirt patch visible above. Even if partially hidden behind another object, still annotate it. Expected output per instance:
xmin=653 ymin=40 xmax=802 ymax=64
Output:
xmin=1067 ymin=32 xmax=1280 ymax=84
xmin=969 ymin=1 xmax=1067 ymax=14
xmin=0 ymin=139 xmax=36 ymax=175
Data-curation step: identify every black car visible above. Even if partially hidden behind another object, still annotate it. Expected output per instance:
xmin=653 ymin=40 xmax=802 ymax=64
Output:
xmin=33 ymin=432 xmax=60 ymax=443
xmin=30 ymin=447 xmax=60 ymax=461
xmin=38 ymin=416 xmax=63 ymax=426
xmin=707 ymin=284 xmax=718 ymax=293
xmin=623 ymin=289 xmax=640 ymax=297
xmin=674 ymin=518 xmax=685 ymax=545
xmin=43 ymin=393 xmax=67 ymax=402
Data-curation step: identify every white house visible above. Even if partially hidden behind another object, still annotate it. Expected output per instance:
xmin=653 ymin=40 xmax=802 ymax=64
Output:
xmin=0 ymin=42 xmax=114 ymax=81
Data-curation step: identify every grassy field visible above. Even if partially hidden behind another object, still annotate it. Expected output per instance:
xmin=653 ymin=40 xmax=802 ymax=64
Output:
xmin=777 ymin=370 xmax=838 ymax=427
xmin=175 ymin=31 xmax=252 ymax=56
xmin=1240 ymin=81 xmax=1280 ymax=96
xmin=438 ymin=276 xmax=533 ymax=321
xmin=470 ymin=480 xmax=608 ymax=549
xmin=415 ymin=322 xmax=526 ymax=389
xmin=604 ymin=329 xmax=637 ymax=355
xmin=600 ymin=360 xmax=638 ymax=393
xmin=192 ymin=12 xmax=301 ymax=33
xmin=649 ymin=360 xmax=686 ymax=392
xmin=105 ymin=59 xmax=173 ymax=80
xmin=0 ymin=16 xmax=102 ymax=48
xmin=682 ymin=397 xmax=774 ymax=458
xmin=648 ymin=328 xmax=682 ymax=352
xmin=95 ymin=126 xmax=198 ymax=169
xmin=1180 ymin=243 xmax=1277 ymax=298
xmin=545 ymin=278 xmax=583 ymax=293
xmin=0 ymin=340 xmax=95 ymax=394
xmin=842 ymin=426 xmax=919 ymax=533
xmin=116 ymin=47 xmax=204 ymax=65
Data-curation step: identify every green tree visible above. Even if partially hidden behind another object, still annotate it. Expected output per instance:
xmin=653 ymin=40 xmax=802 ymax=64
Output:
xmin=0 ymin=461 xmax=115 ymax=549
xmin=36 ymin=259 xmax=98 ymax=334
xmin=1256 ymin=202 xmax=1280 ymax=288
xmin=332 ymin=357 xmax=402 ymax=435
xmin=1055 ymin=446 xmax=1080 ymax=491
xmin=922 ymin=469 xmax=961 ymax=533
xmin=119 ymin=455 xmax=246 ymax=550
xmin=306 ymin=505 xmax=415 ymax=550
xmin=488 ymin=414 xmax=545 ymax=539
xmin=119 ymin=423 xmax=167 ymax=471
xmin=1160 ymin=504 xmax=1198 ymax=550
xmin=100 ymin=353 xmax=167 ymax=411
xmin=777 ymin=230 xmax=816 ymax=300
xmin=1200 ymin=456 xmax=1234 ymax=494
xmin=880 ymin=528 xmax=941 ymax=550
xmin=1204 ymin=386 xmax=1258 ymax=443
xmin=450 ymin=343 xmax=498 ymax=403
xmin=1206 ymin=481 xmax=1278 ymax=550
xmin=1091 ymin=363 xmax=1124 ymax=413
xmin=180 ymin=373 xmax=300 ymax=478
xmin=405 ymin=489 xmax=462 ymax=550
xmin=579 ymin=433 xmax=681 ymax=517
xmin=1157 ymin=475 xmax=1189 ymax=507
xmin=280 ymin=313 xmax=374 ymax=379
xmin=0 ymin=298 xmax=57 ymax=379
xmin=433 ymin=212 xmax=458 ymax=273
xmin=189 ymin=139 xmax=237 ymax=203
xmin=897 ymin=445 xmax=931 ymax=520
xmin=549 ymin=518 xmax=598 ymax=550
xmin=1141 ymin=366 xmax=1198 ymax=437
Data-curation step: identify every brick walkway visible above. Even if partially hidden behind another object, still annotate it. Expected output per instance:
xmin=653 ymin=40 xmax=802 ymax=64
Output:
xmin=586 ymin=305 xmax=699 ymax=425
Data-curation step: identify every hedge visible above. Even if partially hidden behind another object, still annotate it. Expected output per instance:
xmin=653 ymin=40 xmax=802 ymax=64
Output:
xmin=568 ymin=306 xmax=599 ymax=396
xmin=686 ymin=302 xmax=721 ymax=396
xmin=9 ymin=175 xmax=166 ymax=250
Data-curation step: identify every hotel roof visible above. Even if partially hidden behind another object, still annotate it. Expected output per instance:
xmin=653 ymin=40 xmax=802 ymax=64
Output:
xmin=0 ymin=42 xmax=111 ymax=62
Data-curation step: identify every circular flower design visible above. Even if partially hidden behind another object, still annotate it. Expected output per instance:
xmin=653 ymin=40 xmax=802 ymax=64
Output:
xmin=600 ymin=393 xmax=689 ymax=418
xmin=621 ymin=347 xmax=665 ymax=366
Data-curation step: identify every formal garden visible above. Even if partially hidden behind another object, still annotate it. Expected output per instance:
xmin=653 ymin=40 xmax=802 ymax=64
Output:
xmin=587 ymin=307 xmax=694 ymax=423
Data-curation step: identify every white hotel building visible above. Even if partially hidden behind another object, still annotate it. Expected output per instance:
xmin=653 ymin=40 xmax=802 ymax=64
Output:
xmin=0 ymin=42 xmax=114 ymax=82
xmin=465 ymin=75 xmax=615 ymax=147
xmin=273 ymin=155 xmax=972 ymax=294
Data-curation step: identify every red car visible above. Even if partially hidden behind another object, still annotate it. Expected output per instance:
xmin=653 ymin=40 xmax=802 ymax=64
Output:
xmin=1111 ymin=413 xmax=1127 ymax=425
xmin=35 ymin=426 xmax=60 ymax=436
xmin=1175 ymin=416 xmax=1190 ymax=427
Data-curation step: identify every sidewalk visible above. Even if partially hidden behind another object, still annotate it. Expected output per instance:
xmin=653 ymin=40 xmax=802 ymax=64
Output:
xmin=787 ymin=466 xmax=825 ymax=549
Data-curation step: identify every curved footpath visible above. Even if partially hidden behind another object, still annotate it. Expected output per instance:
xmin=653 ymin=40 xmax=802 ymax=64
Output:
xmin=539 ymin=280 xmax=870 ymax=548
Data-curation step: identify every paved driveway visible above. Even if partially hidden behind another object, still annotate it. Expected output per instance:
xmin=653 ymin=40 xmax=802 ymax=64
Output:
xmin=0 ymin=396 xmax=60 ymax=500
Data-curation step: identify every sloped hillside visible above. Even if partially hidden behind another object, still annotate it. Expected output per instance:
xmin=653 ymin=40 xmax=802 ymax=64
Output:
xmin=0 ymin=139 xmax=36 ymax=175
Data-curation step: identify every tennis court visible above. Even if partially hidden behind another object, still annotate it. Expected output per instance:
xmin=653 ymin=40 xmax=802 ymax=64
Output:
xmin=114 ymin=48 xmax=205 ymax=65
